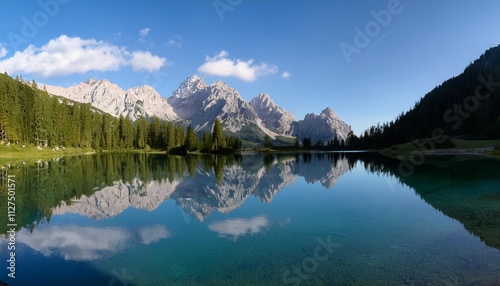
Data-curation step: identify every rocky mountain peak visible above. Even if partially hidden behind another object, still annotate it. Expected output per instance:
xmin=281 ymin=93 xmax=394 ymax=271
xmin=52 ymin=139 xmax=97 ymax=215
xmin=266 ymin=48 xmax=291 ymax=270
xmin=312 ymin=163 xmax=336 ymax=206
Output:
xmin=83 ymin=78 xmax=112 ymax=87
xmin=84 ymin=78 xmax=99 ymax=85
xmin=128 ymin=85 xmax=158 ymax=96
xmin=293 ymin=108 xmax=351 ymax=142
xmin=250 ymin=93 xmax=295 ymax=135
xmin=212 ymin=80 xmax=232 ymax=90
xmin=320 ymin=107 xmax=339 ymax=120
xmin=44 ymin=78 xmax=178 ymax=121
xmin=254 ymin=93 xmax=275 ymax=109
xmin=172 ymin=74 xmax=208 ymax=98
xmin=258 ymin=92 xmax=271 ymax=101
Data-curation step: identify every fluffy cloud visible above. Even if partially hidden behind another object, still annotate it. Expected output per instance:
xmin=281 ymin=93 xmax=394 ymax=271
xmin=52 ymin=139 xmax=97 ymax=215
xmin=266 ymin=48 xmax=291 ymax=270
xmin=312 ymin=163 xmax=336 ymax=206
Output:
xmin=281 ymin=71 xmax=291 ymax=79
xmin=198 ymin=50 xmax=278 ymax=82
xmin=130 ymin=51 xmax=166 ymax=72
xmin=0 ymin=35 xmax=167 ymax=78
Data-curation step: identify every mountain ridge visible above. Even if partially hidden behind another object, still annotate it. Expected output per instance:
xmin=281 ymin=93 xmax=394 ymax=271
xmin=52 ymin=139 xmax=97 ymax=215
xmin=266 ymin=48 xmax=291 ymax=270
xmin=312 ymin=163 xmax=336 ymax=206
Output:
xmin=351 ymin=44 xmax=500 ymax=149
xmin=44 ymin=75 xmax=352 ymax=143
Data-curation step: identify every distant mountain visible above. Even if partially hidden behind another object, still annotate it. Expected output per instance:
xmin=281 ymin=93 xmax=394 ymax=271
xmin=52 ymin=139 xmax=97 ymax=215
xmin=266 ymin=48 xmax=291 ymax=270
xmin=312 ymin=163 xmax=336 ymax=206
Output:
xmin=250 ymin=93 xmax=295 ymax=135
xmin=44 ymin=75 xmax=352 ymax=143
xmin=293 ymin=107 xmax=352 ymax=144
xmin=44 ymin=79 xmax=178 ymax=121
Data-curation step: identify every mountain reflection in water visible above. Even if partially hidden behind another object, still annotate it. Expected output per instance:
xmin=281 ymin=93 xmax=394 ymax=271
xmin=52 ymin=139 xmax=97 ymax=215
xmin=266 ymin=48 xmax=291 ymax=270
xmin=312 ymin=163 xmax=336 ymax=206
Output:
xmin=1 ymin=152 xmax=499 ymax=251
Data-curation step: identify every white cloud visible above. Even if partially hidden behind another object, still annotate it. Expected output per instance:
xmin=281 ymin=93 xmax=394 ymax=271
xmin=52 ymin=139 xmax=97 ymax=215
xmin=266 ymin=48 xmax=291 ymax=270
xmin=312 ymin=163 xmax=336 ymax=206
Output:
xmin=130 ymin=51 xmax=166 ymax=72
xmin=0 ymin=35 xmax=167 ymax=77
xmin=0 ymin=44 xmax=7 ymax=59
xmin=208 ymin=216 xmax=269 ymax=241
xmin=198 ymin=50 xmax=278 ymax=82
xmin=140 ymin=28 xmax=151 ymax=38
xmin=281 ymin=71 xmax=291 ymax=79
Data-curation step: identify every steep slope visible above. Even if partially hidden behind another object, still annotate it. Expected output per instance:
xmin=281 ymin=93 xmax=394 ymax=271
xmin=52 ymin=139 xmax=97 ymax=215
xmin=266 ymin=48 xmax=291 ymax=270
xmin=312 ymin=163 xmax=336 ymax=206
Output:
xmin=169 ymin=76 xmax=277 ymax=141
xmin=293 ymin=107 xmax=352 ymax=142
xmin=125 ymin=85 xmax=177 ymax=120
xmin=357 ymin=44 xmax=500 ymax=148
xmin=250 ymin=93 xmax=295 ymax=135
xmin=44 ymin=79 xmax=178 ymax=121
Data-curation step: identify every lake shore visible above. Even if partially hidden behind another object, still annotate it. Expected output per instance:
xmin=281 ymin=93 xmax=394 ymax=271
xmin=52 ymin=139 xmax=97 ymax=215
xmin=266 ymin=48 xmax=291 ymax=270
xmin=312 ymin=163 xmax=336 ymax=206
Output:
xmin=381 ymin=139 xmax=500 ymax=160
xmin=0 ymin=144 xmax=95 ymax=167
xmin=2 ymin=139 xmax=500 ymax=168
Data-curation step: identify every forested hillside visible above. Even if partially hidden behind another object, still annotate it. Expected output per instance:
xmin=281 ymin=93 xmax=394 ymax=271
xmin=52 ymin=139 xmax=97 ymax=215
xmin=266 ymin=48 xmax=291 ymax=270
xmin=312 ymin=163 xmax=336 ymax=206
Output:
xmin=351 ymin=44 xmax=500 ymax=149
xmin=0 ymin=73 xmax=240 ymax=152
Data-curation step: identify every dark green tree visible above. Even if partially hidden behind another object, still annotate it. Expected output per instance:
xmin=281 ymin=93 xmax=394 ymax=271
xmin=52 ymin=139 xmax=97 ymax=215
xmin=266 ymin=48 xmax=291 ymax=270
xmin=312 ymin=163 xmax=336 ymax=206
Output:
xmin=174 ymin=124 xmax=185 ymax=147
xmin=212 ymin=118 xmax=224 ymax=151
xmin=184 ymin=125 xmax=199 ymax=152
xmin=135 ymin=117 xmax=149 ymax=149
xmin=166 ymin=121 xmax=175 ymax=149
xmin=201 ymin=132 xmax=213 ymax=152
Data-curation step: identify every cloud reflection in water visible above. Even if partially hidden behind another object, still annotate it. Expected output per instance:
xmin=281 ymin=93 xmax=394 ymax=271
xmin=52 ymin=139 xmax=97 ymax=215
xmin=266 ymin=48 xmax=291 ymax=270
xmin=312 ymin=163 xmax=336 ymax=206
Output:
xmin=208 ymin=216 xmax=269 ymax=241
xmin=15 ymin=224 xmax=170 ymax=261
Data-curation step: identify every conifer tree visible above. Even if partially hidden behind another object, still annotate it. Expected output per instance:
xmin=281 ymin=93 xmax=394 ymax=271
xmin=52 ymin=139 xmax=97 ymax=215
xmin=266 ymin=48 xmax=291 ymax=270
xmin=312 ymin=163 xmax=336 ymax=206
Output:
xmin=174 ymin=124 xmax=185 ymax=147
xmin=184 ymin=125 xmax=199 ymax=152
xmin=166 ymin=121 xmax=175 ymax=149
xmin=201 ymin=132 xmax=213 ymax=152
xmin=212 ymin=118 xmax=223 ymax=151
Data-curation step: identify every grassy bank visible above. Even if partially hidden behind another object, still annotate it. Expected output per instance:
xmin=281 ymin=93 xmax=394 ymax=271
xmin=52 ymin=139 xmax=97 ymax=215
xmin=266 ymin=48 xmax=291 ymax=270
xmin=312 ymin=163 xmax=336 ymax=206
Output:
xmin=0 ymin=144 xmax=95 ymax=167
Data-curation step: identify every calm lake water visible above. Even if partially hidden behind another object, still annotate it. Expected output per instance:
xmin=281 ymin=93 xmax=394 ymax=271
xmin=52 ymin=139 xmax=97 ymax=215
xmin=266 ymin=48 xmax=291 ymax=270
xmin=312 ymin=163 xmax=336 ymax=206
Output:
xmin=1 ymin=152 xmax=499 ymax=285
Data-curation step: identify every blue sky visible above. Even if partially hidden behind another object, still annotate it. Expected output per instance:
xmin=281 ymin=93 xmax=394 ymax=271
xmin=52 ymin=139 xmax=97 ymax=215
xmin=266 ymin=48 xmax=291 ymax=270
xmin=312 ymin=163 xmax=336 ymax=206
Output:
xmin=0 ymin=0 xmax=499 ymax=134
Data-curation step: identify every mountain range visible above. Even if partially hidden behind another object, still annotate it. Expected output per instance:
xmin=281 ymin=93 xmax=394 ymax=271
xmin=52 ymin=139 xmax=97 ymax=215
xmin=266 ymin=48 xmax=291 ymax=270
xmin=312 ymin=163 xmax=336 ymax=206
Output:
xmin=44 ymin=75 xmax=351 ymax=143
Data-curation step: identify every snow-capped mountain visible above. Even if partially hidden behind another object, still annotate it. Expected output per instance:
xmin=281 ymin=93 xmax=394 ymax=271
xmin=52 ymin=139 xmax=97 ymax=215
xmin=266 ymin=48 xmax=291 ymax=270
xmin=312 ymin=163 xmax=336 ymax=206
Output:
xmin=44 ymin=79 xmax=178 ymax=121
xmin=250 ymin=93 xmax=295 ymax=135
xmin=44 ymin=75 xmax=351 ymax=143
xmin=171 ymin=74 xmax=208 ymax=99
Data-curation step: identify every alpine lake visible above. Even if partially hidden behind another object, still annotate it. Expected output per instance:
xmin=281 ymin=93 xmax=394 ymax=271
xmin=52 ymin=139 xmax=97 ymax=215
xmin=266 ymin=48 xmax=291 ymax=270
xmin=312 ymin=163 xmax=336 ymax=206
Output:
xmin=1 ymin=152 xmax=499 ymax=285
